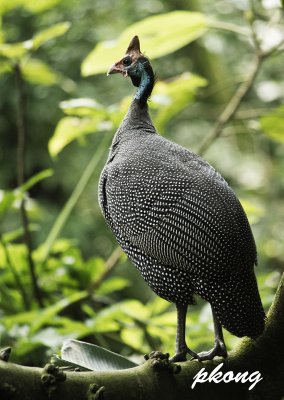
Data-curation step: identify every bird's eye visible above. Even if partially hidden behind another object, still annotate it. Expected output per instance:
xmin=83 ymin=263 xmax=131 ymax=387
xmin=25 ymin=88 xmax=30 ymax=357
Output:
xmin=123 ymin=56 xmax=132 ymax=67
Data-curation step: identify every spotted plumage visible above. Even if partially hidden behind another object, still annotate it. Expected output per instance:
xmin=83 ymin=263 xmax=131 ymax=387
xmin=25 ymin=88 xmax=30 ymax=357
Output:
xmin=99 ymin=36 xmax=265 ymax=361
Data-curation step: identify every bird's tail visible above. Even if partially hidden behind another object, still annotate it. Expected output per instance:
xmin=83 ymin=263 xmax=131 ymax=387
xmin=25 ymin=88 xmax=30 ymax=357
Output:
xmin=208 ymin=270 xmax=265 ymax=339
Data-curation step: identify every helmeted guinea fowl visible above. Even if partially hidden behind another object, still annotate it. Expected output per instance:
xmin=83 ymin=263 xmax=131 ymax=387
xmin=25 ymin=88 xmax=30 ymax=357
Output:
xmin=98 ymin=35 xmax=265 ymax=361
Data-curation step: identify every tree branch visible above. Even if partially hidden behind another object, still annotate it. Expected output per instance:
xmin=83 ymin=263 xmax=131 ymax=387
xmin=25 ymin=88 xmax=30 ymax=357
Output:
xmin=1 ymin=274 xmax=283 ymax=400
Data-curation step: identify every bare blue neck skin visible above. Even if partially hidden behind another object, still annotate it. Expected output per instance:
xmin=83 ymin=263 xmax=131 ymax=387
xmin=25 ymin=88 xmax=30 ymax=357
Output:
xmin=134 ymin=68 xmax=151 ymax=102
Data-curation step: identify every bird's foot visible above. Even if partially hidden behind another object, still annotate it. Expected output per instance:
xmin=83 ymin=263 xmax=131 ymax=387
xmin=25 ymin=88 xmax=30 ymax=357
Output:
xmin=170 ymin=346 xmax=199 ymax=362
xmin=197 ymin=340 xmax=227 ymax=361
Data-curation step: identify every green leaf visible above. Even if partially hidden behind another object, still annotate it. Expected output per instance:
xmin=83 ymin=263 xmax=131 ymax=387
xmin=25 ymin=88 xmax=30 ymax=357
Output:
xmin=60 ymin=98 xmax=105 ymax=117
xmin=148 ymin=297 xmax=172 ymax=316
xmin=0 ymin=190 xmax=19 ymax=218
xmin=118 ymin=300 xmax=150 ymax=323
xmin=61 ymin=339 xmax=138 ymax=370
xmin=152 ymin=72 xmax=207 ymax=131
xmin=2 ymin=224 xmax=38 ymax=243
xmin=260 ymin=105 xmax=284 ymax=143
xmin=0 ymin=41 xmax=30 ymax=61
xmin=32 ymin=22 xmax=71 ymax=50
xmin=151 ymin=311 xmax=177 ymax=326
xmin=96 ymin=277 xmax=130 ymax=296
xmin=0 ymin=0 xmax=22 ymax=16
xmin=240 ymin=199 xmax=265 ymax=225
xmin=3 ymin=309 xmax=38 ymax=330
xmin=0 ymin=60 xmax=12 ymax=75
xmin=29 ymin=291 xmax=88 ymax=334
xmin=54 ymin=316 xmax=96 ymax=337
xmin=0 ymin=0 xmax=63 ymax=15
xmin=91 ymin=317 xmax=119 ymax=333
xmin=22 ymin=59 xmax=60 ymax=86
xmin=49 ymin=115 xmax=108 ymax=157
xmin=0 ymin=170 xmax=52 ymax=219
xmin=20 ymin=169 xmax=53 ymax=193
xmin=0 ymin=22 xmax=70 ymax=61
xmin=121 ymin=327 xmax=149 ymax=353
xmin=13 ymin=339 xmax=47 ymax=357
xmin=31 ymin=327 xmax=64 ymax=348
xmin=82 ymin=11 xmax=207 ymax=76
xmin=24 ymin=0 xmax=64 ymax=13
xmin=40 ymin=134 xmax=110 ymax=262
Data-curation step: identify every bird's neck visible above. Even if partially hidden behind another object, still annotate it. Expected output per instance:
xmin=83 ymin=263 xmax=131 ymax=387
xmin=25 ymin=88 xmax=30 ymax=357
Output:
xmin=119 ymin=100 xmax=155 ymax=134
xmin=134 ymin=64 xmax=154 ymax=108
xmin=108 ymin=98 xmax=156 ymax=160
xmin=107 ymin=64 xmax=155 ymax=160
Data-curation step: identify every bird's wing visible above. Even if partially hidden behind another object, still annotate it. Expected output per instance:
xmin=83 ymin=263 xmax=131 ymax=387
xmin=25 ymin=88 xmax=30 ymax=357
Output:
xmin=105 ymin=158 xmax=256 ymax=273
xmin=132 ymin=182 xmax=256 ymax=272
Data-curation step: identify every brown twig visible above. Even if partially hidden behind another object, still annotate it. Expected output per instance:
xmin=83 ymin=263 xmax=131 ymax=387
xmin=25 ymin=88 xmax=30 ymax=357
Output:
xmin=197 ymin=54 xmax=262 ymax=156
xmin=87 ymin=247 xmax=123 ymax=294
xmin=14 ymin=63 xmax=44 ymax=308
xmin=197 ymin=7 xmax=284 ymax=156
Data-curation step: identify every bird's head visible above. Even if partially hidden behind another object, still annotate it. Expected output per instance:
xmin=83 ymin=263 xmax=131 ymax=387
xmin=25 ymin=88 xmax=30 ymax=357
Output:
xmin=107 ymin=36 xmax=152 ymax=88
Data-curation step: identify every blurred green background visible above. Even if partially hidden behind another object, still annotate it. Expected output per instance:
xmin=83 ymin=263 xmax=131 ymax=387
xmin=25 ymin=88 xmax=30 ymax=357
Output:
xmin=0 ymin=0 xmax=283 ymax=366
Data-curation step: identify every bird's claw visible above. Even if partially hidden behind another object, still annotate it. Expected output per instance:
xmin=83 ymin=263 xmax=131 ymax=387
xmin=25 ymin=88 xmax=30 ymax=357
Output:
xmin=170 ymin=339 xmax=227 ymax=362
xmin=170 ymin=347 xmax=200 ymax=362
xmin=196 ymin=340 xmax=227 ymax=361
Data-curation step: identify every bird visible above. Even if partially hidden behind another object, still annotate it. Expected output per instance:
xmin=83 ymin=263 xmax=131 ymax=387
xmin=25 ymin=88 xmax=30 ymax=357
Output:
xmin=98 ymin=35 xmax=265 ymax=362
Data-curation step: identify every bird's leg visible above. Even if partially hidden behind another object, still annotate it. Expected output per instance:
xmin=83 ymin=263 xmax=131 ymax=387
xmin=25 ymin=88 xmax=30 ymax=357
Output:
xmin=197 ymin=305 xmax=228 ymax=361
xmin=170 ymin=304 xmax=198 ymax=362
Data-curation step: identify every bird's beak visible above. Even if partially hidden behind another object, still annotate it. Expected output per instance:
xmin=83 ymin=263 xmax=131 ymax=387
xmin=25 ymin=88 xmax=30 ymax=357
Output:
xmin=107 ymin=61 xmax=123 ymax=76
xmin=107 ymin=60 xmax=128 ymax=77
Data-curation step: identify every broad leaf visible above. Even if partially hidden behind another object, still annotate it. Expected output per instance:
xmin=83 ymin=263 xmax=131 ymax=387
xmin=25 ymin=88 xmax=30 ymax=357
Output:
xmin=260 ymin=105 xmax=284 ymax=143
xmin=121 ymin=327 xmax=149 ymax=353
xmin=0 ymin=190 xmax=20 ymax=218
xmin=0 ymin=0 xmax=63 ymax=15
xmin=22 ymin=59 xmax=60 ymax=86
xmin=0 ymin=22 xmax=70 ymax=62
xmin=59 ymin=98 xmax=105 ymax=117
xmin=0 ymin=0 xmax=22 ymax=16
xmin=0 ymin=42 xmax=30 ymax=61
xmin=48 ymin=115 xmax=108 ymax=157
xmin=32 ymin=22 xmax=71 ymax=50
xmin=96 ymin=277 xmax=130 ymax=296
xmin=24 ymin=0 xmax=63 ymax=13
xmin=151 ymin=72 xmax=207 ymax=131
xmin=61 ymin=339 xmax=138 ymax=370
xmin=29 ymin=291 xmax=88 ymax=335
xmin=240 ymin=199 xmax=265 ymax=225
xmin=51 ymin=354 xmax=91 ymax=371
xmin=0 ymin=60 xmax=12 ymax=75
xmin=2 ymin=225 xmax=38 ymax=243
xmin=0 ymin=170 xmax=52 ymax=219
xmin=82 ymin=11 xmax=207 ymax=76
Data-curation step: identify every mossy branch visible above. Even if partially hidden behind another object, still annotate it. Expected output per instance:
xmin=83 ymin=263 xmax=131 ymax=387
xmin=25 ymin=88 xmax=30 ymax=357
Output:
xmin=1 ymin=274 xmax=283 ymax=400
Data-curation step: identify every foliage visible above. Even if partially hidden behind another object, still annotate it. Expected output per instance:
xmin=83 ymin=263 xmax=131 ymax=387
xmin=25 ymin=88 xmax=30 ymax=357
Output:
xmin=0 ymin=0 xmax=283 ymax=368
xmin=81 ymin=11 xmax=208 ymax=76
